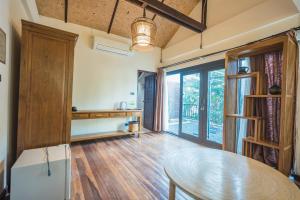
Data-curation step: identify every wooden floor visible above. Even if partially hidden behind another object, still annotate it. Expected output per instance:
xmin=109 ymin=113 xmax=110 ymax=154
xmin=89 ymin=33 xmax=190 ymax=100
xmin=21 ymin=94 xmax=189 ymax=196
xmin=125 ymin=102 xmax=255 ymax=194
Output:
xmin=71 ymin=133 xmax=200 ymax=200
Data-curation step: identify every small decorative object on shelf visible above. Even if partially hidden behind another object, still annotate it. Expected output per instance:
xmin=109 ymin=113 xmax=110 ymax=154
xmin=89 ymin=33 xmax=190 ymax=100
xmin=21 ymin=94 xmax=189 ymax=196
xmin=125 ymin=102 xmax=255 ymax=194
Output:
xmin=269 ymin=84 xmax=281 ymax=95
xmin=238 ymin=66 xmax=249 ymax=74
xmin=72 ymin=106 xmax=78 ymax=112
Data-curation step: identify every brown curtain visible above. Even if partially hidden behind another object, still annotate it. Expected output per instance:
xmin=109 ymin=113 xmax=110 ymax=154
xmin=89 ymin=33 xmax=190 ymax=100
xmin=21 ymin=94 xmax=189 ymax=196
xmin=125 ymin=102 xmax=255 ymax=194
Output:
xmin=153 ymin=68 xmax=165 ymax=132
xmin=249 ymin=51 xmax=282 ymax=168
xmin=248 ymin=54 xmax=267 ymax=138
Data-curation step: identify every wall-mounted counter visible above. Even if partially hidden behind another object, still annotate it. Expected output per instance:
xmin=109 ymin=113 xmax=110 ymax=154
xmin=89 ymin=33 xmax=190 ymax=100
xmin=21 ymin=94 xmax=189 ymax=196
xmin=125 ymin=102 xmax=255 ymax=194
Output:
xmin=71 ymin=109 xmax=143 ymax=142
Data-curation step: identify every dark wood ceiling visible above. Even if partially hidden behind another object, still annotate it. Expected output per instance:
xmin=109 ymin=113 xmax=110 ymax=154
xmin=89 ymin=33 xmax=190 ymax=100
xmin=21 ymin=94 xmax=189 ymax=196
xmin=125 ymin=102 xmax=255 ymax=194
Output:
xmin=36 ymin=0 xmax=200 ymax=47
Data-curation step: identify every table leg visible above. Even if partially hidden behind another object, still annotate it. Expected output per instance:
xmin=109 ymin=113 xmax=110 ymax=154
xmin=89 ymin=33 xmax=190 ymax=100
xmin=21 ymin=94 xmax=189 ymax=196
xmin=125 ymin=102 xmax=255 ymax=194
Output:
xmin=169 ymin=180 xmax=176 ymax=200
xmin=138 ymin=114 xmax=143 ymax=132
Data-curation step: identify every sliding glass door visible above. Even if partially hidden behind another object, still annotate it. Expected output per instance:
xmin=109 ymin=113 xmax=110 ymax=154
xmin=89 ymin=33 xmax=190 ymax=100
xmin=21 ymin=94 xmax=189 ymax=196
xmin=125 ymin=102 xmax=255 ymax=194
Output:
xmin=206 ymin=68 xmax=225 ymax=146
xmin=180 ymin=72 xmax=201 ymax=139
xmin=166 ymin=74 xmax=180 ymax=135
xmin=165 ymin=60 xmax=225 ymax=148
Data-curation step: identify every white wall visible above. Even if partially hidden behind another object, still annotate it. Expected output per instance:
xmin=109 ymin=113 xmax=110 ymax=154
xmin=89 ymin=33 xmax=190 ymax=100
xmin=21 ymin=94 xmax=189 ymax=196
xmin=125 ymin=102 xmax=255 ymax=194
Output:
xmin=0 ymin=0 xmax=29 ymax=191
xmin=162 ymin=0 xmax=300 ymax=68
xmin=35 ymin=16 xmax=161 ymax=135
xmin=0 ymin=0 xmax=11 ymax=191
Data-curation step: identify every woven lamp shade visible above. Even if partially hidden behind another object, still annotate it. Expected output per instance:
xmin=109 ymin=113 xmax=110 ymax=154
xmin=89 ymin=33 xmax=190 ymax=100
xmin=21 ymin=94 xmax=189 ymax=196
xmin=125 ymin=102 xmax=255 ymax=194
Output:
xmin=131 ymin=17 xmax=157 ymax=52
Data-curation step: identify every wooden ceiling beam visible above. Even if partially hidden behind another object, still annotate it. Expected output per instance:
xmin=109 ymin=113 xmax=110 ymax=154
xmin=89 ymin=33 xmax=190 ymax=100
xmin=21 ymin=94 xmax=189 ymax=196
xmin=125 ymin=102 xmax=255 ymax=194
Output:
xmin=64 ymin=0 xmax=68 ymax=23
xmin=201 ymin=0 xmax=207 ymax=28
xmin=152 ymin=0 xmax=165 ymax=21
xmin=125 ymin=0 xmax=206 ymax=33
xmin=108 ymin=0 xmax=120 ymax=33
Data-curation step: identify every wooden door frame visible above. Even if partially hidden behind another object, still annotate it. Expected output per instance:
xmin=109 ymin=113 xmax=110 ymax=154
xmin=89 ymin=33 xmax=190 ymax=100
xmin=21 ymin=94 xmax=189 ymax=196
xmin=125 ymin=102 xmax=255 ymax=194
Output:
xmin=137 ymin=70 xmax=157 ymax=131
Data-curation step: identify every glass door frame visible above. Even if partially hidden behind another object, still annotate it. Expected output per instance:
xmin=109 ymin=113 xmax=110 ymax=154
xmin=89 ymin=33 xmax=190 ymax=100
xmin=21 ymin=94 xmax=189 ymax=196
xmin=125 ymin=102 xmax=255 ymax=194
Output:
xmin=200 ymin=64 xmax=224 ymax=149
xmin=179 ymin=69 xmax=203 ymax=142
xmin=166 ymin=60 xmax=225 ymax=149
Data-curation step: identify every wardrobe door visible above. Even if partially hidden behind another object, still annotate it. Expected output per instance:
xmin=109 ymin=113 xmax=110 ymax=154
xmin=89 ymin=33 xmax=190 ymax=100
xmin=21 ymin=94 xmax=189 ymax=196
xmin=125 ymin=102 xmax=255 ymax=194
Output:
xmin=17 ymin=21 xmax=77 ymax=156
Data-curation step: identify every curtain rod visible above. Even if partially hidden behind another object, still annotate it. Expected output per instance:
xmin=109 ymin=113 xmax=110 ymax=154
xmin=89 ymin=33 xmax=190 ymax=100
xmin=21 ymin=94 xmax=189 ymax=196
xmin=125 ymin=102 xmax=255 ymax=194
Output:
xmin=162 ymin=26 xmax=300 ymax=69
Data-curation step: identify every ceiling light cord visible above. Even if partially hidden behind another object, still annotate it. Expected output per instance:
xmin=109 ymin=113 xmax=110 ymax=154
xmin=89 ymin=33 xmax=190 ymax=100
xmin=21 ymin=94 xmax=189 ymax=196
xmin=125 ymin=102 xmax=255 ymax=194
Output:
xmin=143 ymin=7 xmax=146 ymax=18
xmin=200 ymin=32 xmax=203 ymax=49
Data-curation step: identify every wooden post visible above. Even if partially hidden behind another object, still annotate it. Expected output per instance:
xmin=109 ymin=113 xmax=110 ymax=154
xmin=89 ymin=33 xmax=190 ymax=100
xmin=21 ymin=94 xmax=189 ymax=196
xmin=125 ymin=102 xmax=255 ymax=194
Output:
xmin=242 ymin=139 xmax=245 ymax=156
xmin=169 ymin=181 xmax=176 ymax=200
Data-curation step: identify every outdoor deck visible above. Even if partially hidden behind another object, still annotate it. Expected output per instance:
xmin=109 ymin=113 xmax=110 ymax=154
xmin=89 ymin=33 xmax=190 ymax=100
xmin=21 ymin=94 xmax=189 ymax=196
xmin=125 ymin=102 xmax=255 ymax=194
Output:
xmin=168 ymin=120 xmax=222 ymax=144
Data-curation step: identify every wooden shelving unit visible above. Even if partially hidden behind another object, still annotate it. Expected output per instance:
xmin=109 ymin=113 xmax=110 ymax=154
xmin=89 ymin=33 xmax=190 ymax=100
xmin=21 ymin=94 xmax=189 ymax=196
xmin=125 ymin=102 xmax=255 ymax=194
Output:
xmin=242 ymin=136 xmax=280 ymax=158
xmin=243 ymin=137 xmax=279 ymax=150
xmin=225 ymin=114 xmax=262 ymax=120
xmin=227 ymin=72 xmax=261 ymax=95
xmin=227 ymin=72 xmax=259 ymax=79
xmin=245 ymin=95 xmax=281 ymax=98
xmin=223 ymin=35 xmax=297 ymax=175
xmin=226 ymin=114 xmax=263 ymax=141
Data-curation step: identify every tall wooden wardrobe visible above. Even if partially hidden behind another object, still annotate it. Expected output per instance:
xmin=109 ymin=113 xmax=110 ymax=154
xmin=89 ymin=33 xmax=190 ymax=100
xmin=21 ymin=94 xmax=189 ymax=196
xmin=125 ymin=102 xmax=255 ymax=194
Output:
xmin=17 ymin=20 xmax=78 ymax=156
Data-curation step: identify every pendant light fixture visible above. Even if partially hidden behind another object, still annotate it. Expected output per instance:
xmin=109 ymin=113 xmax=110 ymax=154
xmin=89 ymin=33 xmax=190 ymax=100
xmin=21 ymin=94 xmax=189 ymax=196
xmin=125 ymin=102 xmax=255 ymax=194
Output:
xmin=131 ymin=7 xmax=157 ymax=52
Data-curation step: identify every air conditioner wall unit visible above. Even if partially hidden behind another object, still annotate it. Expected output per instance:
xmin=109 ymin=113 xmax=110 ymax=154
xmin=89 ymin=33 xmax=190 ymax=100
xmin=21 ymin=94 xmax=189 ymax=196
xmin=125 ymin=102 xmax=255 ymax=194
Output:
xmin=92 ymin=36 xmax=134 ymax=56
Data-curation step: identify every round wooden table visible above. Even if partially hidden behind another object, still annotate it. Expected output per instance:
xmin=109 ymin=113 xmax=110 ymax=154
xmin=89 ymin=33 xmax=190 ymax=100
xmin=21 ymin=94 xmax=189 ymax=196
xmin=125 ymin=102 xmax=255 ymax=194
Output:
xmin=164 ymin=147 xmax=300 ymax=200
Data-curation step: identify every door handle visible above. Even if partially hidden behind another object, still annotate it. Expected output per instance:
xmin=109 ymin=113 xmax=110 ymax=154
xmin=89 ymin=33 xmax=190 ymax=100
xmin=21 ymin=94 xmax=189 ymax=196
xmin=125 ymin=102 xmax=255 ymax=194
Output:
xmin=200 ymin=97 xmax=206 ymax=111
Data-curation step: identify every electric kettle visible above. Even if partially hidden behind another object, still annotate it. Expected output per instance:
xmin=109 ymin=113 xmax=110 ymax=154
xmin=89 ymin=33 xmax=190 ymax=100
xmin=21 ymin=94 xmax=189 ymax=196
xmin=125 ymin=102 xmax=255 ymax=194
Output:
xmin=119 ymin=101 xmax=127 ymax=110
